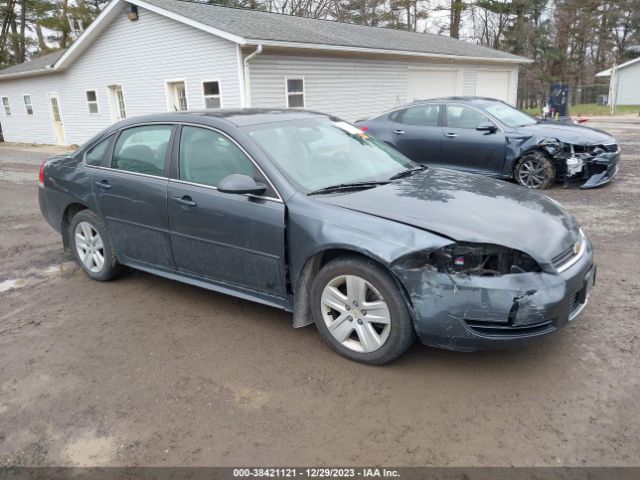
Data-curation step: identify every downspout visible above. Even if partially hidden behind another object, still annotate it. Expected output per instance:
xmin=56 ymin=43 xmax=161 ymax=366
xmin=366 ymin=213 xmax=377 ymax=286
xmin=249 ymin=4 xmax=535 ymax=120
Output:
xmin=243 ymin=45 xmax=262 ymax=108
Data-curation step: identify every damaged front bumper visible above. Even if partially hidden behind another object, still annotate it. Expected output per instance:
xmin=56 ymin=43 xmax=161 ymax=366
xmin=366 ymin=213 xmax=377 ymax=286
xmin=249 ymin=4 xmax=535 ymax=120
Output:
xmin=394 ymin=241 xmax=595 ymax=351
xmin=558 ymin=144 xmax=620 ymax=189
xmin=577 ymin=150 xmax=619 ymax=189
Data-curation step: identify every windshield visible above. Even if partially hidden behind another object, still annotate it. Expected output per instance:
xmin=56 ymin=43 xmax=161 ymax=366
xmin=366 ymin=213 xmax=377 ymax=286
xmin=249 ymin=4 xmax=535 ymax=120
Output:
xmin=244 ymin=118 xmax=416 ymax=193
xmin=478 ymin=100 xmax=538 ymax=128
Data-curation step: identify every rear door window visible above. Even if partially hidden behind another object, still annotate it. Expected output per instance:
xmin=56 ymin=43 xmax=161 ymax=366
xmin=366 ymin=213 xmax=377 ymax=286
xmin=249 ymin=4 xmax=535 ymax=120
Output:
xmin=112 ymin=125 xmax=173 ymax=177
xmin=396 ymin=105 xmax=440 ymax=126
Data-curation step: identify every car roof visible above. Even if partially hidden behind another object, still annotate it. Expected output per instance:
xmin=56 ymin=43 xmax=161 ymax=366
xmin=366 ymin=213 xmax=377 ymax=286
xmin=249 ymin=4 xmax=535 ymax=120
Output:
xmin=111 ymin=109 xmax=330 ymax=129
xmin=360 ymin=96 xmax=503 ymax=122
xmin=410 ymin=96 xmax=500 ymax=105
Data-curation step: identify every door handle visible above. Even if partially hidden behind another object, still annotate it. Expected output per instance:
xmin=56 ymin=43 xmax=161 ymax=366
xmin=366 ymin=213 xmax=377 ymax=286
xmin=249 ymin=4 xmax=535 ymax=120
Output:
xmin=444 ymin=133 xmax=458 ymax=138
xmin=392 ymin=129 xmax=405 ymax=135
xmin=172 ymin=196 xmax=197 ymax=207
xmin=94 ymin=180 xmax=111 ymax=190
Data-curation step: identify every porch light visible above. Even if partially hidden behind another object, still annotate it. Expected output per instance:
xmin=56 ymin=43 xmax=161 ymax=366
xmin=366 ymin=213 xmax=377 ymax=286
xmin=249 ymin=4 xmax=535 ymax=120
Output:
xmin=126 ymin=4 xmax=138 ymax=21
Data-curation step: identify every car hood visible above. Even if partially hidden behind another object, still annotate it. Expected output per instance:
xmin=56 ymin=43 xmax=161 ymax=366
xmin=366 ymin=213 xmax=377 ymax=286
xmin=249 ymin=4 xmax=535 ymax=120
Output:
xmin=515 ymin=122 xmax=614 ymax=145
xmin=317 ymin=169 xmax=580 ymax=262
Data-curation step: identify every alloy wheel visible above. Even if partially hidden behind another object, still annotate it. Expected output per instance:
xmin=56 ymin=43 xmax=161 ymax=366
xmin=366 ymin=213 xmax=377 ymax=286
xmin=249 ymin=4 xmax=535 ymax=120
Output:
xmin=75 ymin=221 xmax=105 ymax=273
xmin=320 ymin=275 xmax=391 ymax=353
xmin=518 ymin=158 xmax=549 ymax=188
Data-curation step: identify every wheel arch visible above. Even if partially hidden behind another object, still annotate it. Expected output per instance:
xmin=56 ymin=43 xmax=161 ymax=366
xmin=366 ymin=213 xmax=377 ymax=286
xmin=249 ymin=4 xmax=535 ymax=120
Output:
xmin=292 ymin=247 xmax=415 ymax=329
xmin=61 ymin=202 xmax=90 ymax=251
xmin=513 ymin=148 xmax=557 ymax=188
xmin=513 ymin=147 xmax=553 ymax=174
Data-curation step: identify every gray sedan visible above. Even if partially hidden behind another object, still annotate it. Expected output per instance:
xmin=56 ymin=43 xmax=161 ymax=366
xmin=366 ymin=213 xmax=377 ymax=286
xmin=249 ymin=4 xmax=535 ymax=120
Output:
xmin=356 ymin=97 xmax=619 ymax=189
xmin=39 ymin=110 xmax=595 ymax=364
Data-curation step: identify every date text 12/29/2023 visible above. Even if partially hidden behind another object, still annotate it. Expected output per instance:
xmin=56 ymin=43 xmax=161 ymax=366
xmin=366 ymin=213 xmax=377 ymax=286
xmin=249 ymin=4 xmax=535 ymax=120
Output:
xmin=233 ymin=468 xmax=400 ymax=478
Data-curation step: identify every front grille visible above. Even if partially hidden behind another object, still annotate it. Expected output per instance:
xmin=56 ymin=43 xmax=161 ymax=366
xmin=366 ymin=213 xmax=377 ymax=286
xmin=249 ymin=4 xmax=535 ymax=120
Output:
xmin=599 ymin=143 xmax=618 ymax=153
xmin=464 ymin=319 xmax=555 ymax=337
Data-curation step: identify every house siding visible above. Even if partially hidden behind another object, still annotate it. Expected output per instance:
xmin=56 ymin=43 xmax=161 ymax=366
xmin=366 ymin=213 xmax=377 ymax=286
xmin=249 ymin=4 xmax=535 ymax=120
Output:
xmin=615 ymin=62 xmax=640 ymax=105
xmin=0 ymin=5 xmax=242 ymax=145
xmin=248 ymin=54 xmax=519 ymax=121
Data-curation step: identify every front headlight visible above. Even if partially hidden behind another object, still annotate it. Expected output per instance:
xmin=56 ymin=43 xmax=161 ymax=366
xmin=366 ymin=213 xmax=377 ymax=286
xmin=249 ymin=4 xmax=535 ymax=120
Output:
xmin=431 ymin=243 xmax=542 ymax=276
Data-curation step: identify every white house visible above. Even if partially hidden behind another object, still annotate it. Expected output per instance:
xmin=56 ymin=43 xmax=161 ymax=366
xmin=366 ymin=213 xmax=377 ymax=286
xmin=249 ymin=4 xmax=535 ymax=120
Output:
xmin=0 ymin=0 xmax=530 ymax=146
xmin=597 ymin=57 xmax=640 ymax=106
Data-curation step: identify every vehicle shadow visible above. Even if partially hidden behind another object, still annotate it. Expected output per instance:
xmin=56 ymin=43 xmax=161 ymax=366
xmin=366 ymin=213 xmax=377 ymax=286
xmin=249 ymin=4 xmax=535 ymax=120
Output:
xmin=121 ymin=269 xmax=574 ymax=375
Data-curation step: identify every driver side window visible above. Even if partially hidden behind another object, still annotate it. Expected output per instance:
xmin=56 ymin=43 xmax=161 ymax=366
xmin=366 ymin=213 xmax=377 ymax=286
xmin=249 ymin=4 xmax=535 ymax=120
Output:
xmin=446 ymin=105 xmax=492 ymax=129
xmin=179 ymin=126 xmax=271 ymax=193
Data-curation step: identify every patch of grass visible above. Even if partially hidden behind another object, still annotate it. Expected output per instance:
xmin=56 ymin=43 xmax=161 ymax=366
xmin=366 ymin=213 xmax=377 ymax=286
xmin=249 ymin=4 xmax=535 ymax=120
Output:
xmin=523 ymin=104 xmax=640 ymax=116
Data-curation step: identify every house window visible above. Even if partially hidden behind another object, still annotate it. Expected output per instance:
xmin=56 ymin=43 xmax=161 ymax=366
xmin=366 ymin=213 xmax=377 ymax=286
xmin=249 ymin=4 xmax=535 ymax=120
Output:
xmin=69 ymin=17 xmax=84 ymax=38
xmin=286 ymin=78 xmax=304 ymax=108
xmin=86 ymin=90 xmax=99 ymax=114
xmin=202 ymin=81 xmax=221 ymax=109
xmin=23 ymin=95 xmax=34 ymax=115
xmin=2 ymin=97 xmax=11 ymax=115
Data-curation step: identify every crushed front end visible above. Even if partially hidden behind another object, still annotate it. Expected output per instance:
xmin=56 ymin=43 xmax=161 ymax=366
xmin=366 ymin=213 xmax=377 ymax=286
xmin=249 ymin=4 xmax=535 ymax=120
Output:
xmin=391 ymin=235 xmax=596 ymax=351
xmin=543 ymin=139 xmax=620 ymax=189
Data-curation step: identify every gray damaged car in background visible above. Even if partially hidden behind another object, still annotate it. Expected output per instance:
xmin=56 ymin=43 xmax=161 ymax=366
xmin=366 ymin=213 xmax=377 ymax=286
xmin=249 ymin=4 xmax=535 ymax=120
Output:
xmin=511 ymin=122 xmax=620 ymax=189
xmin=357 ymin=98 xmax=619 ymax=190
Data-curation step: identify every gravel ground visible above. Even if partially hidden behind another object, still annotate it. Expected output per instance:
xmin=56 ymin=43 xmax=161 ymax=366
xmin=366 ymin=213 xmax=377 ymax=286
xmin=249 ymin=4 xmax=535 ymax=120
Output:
xmin=0 ymin=118 xmax=638 ymax=467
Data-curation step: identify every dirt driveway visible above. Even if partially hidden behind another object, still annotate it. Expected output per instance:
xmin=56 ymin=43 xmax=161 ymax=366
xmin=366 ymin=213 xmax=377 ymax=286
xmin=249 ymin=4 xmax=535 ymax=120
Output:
xmin=0 ymin=118 xmax=639 ymax=468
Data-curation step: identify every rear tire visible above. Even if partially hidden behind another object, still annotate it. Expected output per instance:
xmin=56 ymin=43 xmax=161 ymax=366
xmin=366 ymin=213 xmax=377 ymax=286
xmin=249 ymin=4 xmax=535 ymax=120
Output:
xmin=514 ymin=151 xmax=555 ymax=190
xmin=69 ymin=210 xmax=123 ymax=281
xmin=311 ymin=256 xmax=416 ymax=365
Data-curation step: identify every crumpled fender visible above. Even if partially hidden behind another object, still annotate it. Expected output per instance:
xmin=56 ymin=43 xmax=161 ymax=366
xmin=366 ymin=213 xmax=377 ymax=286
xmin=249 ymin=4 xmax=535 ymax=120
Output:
xmin=505 ymin=135 xmax=563 ymax=173
xmin=286 ymin=193 xmax=452 ymax=327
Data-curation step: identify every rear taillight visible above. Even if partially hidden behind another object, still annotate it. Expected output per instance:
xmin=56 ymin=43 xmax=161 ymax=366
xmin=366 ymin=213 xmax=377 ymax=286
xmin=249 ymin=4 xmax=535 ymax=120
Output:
xmin=359 ymin=126 xmax=369 ymax=132
xmin=38 ymin=159 xmax=47 ymax=187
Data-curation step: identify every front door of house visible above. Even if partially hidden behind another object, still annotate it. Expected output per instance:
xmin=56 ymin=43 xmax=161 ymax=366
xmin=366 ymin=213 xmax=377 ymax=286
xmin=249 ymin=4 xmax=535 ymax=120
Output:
xmin=48 ymin=94 xmax=65 ymax=145
xmin=108 ymin=85 xmax=127 ymax=122
xmin=166 ymin=81 xmax=188 ymax=111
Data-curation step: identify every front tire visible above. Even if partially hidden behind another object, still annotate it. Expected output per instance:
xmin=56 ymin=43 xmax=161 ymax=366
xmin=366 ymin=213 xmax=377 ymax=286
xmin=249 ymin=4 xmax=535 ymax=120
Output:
xmin=514 ymin=151 xmax=556 ymax=189
xmin=310 ymin=256 xmax=416 ymax=365
xmin=70 ymin=210 xmax=123 ymax=281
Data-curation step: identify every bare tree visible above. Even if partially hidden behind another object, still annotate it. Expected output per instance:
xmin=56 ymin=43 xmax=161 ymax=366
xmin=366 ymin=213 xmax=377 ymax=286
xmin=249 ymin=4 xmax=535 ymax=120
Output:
xmin=449 ymin=0 xmax=464 ymax=38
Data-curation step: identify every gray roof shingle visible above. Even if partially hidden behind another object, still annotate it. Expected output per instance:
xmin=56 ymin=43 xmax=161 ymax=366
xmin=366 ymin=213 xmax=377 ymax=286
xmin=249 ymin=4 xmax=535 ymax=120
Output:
xmin=0 ymin=49 xmax=66 ymax=78
xmin=0 ymin=0 xmax=527 ymax=80
xmin=145 ymin=0 xmax=528 ymax=61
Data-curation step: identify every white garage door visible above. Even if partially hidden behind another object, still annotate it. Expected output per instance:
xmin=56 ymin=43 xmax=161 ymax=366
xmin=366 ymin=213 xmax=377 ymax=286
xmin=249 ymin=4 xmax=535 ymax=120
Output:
xmin=407 ymin=69 xmax=460 ymax=101
xmin=476 ymin=70 xmax=511 ymax=102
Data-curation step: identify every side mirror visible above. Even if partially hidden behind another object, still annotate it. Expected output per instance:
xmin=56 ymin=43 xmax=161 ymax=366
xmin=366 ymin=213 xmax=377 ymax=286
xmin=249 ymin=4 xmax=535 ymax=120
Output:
xmin=218 ymin=174 xmax=267 ymax=195
xmin=476 ymin=122 xmax=498 ymax=133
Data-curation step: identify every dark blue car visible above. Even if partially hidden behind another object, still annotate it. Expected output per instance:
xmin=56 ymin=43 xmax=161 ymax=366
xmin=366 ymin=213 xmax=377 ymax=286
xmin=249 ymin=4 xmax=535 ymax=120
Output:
xmin=356 ymin=97 xmax=619 ymax=189
xmin=39 ymin=110 xmax=595 ymax=364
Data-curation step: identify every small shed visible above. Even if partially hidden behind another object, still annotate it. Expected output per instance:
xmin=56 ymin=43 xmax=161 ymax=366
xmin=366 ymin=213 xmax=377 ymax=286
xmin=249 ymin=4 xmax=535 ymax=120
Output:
xmin=597 ymin=57 xmax=640 ymax=106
